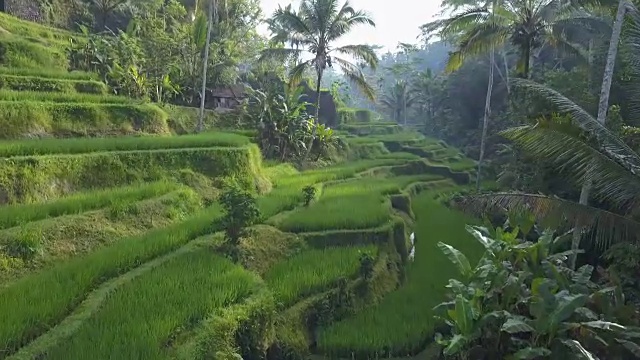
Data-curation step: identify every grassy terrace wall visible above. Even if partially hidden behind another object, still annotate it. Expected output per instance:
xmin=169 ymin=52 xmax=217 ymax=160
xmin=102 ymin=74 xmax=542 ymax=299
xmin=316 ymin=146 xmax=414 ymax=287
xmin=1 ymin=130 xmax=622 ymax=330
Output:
xmin=0 ymin=75 xmax=107 ymax=94
xmin=0 ymin=144 xmax=264 ymax=204
xmin=0 ymin=102 xmax=170 ymax=138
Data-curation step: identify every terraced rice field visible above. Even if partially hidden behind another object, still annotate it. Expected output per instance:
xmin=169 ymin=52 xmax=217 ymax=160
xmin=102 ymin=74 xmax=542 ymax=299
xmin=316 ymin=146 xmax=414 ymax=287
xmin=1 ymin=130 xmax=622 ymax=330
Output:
xmin=0 ymin=53 xmax=477 ymax=358
xmin=315 ymin=193 xmax=483 ymax=358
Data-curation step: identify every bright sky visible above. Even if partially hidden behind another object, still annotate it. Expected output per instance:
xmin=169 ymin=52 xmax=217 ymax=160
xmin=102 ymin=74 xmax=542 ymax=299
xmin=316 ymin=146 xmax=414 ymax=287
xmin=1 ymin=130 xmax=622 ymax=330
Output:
xmin=258 ymin=0 xmax=442 ymax=53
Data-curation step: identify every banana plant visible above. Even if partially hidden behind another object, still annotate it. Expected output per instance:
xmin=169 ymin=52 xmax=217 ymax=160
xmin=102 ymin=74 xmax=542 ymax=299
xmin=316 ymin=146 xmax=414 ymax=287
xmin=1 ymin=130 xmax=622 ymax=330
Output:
xmin=434 ymin=218 xmax=640 ymax=359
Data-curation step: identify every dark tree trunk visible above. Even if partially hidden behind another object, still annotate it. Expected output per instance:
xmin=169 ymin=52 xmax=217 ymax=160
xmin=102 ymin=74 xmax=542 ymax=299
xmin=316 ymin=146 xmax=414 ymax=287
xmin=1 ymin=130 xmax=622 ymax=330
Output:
xmin=0 ymin=0 xmax=5 ymax=13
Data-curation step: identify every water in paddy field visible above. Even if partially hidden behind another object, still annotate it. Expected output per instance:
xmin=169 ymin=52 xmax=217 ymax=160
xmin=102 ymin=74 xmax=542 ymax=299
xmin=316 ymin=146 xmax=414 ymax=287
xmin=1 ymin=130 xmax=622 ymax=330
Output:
xmin=408 ymin=232 xmax=415 ymax=261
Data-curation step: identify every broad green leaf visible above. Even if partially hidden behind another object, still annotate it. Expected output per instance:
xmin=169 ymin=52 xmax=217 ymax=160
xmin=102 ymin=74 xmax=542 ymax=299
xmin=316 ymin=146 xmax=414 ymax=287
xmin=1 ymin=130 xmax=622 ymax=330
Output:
xmin=446 ymin=279 xmax=469 ymax=295
xmin=582 ymin=321 xmax=626 ymax=331
xmin=575 ymin=307 xmax=598 ymax=320
xmin=443 ymin=334 xmax=467 ymax=355
xmin=512 ymin=347 xmax=552 ymax=359
xmin=616 ymin=339 xmax=640 ymax=357
xmin=573 ymin=265 xmax=594 ymax=284
xmin=447 ymin=309 xmax=457 ymax=322
xmin=454 ymin=295 xmax=474 ymax=335
xmin=502 ymin=317 xmax=535 ymax=333
xmin=466 ymin=225 xmax=495 ymax=250
xmin=550 ymin=294 xmax=588 ymax=328
xmin=438 ymin=242 xmax=472 ymax=277
xmin=560 ymin=339 xmax=598 ymax=360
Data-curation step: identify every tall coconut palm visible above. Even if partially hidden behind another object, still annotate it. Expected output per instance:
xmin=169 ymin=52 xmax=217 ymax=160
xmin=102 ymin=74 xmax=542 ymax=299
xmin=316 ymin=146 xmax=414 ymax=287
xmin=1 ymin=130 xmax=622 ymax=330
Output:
xmin=379 ymin=80 xmax=416 ymax=125
xmin=425 ymin=0 xmax=607 ymax=189
xmin=429 ymin=0 xmax=605 ymax=78
xmin=572 ymin=0 xmax=631 ymax=268
xmin=259 ymin=0 xmax=379 ymax=156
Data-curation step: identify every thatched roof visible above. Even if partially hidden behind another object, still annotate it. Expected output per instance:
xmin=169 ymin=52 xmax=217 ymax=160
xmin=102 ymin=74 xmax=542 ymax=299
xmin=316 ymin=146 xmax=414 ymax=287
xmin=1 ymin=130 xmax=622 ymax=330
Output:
xmin=208 ymin=84 xmax=247 ymax=99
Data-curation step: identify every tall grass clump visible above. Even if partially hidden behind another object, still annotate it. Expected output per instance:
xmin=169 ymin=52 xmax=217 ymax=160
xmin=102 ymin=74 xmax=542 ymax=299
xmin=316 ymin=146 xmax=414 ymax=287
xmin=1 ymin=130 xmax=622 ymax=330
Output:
xmin=0 ymin=181 xmax=179 ymax=229
xmin=44 ymin=250 xmax=257 ymax=359
xmin=0 ymin=132 xmax=251 ymax=157
xmin=265 ymin=245 xmax=376 ymax=306
xmin=316 ymin=192 xmax=483 ymax=358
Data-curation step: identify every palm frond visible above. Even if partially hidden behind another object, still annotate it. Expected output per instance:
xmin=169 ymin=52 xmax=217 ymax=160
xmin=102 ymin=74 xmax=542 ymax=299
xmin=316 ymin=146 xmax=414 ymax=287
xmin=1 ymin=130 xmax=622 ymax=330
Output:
xmin=502 ymin=126 xmax=640 ymax=209
xmin=258 ymin=47 xmax=304 ymax=63
xmin=511 ymin=78 xmax=640 ymax=175
xmin=438 ymin=7 xmax=492 ymax=38
xmin=455 ymin=193 xmax=640 ymax=249
xmin=287 ymin=60 xmax=312 ymax=89
xmin=271 ymin=6 xmax=314 ymax=40
xmin=333 ymin=56 xmax=375 ymax=100
xmin=446 ymin=19 xmax=511 ymax=72
xmin=333 ymin=44 xmax=378 ymax=69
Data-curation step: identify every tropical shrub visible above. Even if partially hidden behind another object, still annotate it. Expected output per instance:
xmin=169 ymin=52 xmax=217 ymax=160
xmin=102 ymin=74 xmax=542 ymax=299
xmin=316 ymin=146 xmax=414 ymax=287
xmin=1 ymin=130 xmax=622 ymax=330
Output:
xmin=302 ymin=185 xmax=316 ymax=206
xmin=244 ymin=84 xmax=314 ymax=161
xmin=434 ymin=222 xmax=640 ymax=359
xmin=220 ymin=186 xmax=261 ymax=262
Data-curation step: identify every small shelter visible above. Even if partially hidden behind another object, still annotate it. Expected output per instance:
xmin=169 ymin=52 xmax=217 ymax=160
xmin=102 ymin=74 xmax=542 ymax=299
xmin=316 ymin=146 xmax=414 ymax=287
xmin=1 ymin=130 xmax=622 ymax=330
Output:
xmin=207 ymin=84 xmax=247 ymax=110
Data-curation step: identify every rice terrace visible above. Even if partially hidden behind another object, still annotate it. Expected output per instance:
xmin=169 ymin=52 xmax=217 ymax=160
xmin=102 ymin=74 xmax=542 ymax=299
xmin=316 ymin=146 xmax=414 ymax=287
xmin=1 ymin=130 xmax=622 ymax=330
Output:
xmin=1 ymin=0 xmax=640 ymax=359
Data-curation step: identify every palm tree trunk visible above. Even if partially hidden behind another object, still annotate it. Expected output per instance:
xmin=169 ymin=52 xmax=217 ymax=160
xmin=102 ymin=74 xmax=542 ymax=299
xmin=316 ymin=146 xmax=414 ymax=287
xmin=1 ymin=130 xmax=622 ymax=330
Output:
xmin=502 ymin=49 xmax=510 ymax=93
xmin=403 ymin=95 xmax=407 ymax=126
xmin=523 ymin=42 xmax=531 ymax=79
xmin=197 ymin=0 xmax=215 ymax=133
xmin=476 ymin=47 xmax=495 ymax=191
xmin=571 ymin=0 xmax=627 ymax=269
xmin=305 ymin=69 xmax=323 ymax=160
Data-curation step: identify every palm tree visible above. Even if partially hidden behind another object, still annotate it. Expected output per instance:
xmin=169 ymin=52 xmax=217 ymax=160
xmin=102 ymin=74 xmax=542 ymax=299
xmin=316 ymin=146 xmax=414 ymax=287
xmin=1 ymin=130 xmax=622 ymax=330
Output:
xmin=458 ymin=78 xmax=640 ymax=257
xmin=379 ymin=80 xmax=416 ymax=125
xmin=425 ymin=0 xmax=606 ymax=190
xmin=430 ymin=0 xmax=604 ymax=78
xmin=197 ymin=0 xmax=216 ymax=133
xmin=259 ymin=0 xmax=379 ymax=156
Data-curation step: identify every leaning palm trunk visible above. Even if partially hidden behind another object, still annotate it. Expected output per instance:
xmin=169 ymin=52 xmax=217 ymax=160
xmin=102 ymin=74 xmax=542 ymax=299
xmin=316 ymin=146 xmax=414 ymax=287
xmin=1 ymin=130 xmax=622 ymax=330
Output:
xmin=571 ymin=0 xmax=627 ymax=269
xmin=476 ymin=47 xmax=495 ymax=191
xmin=197 ymin=0 xmax=215 ymax=133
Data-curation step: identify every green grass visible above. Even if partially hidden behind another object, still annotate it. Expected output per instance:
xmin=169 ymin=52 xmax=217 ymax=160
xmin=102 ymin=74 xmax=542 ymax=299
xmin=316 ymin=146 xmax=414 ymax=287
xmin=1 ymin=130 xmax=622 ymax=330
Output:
xmin=0 ymin=12 xmax=77 ymax=45
xmin=0 ymin=74 xmax=107 ymax=94
xmin=257 ymin=158 xmax=417 ymax=219
xmin=274 ymin=175 xmax=441 ymax=232
xmin=0 ymin=67 xmax=97 ymax=80
xmin=0 ymin=181 xmax=180 ymax=229
xmin=346 ymin=132 xmax=429 ymax=144
xmin=265 ymin=245 xmax=376 ymax=306
xmin=0 ymin=132 xmax=251 ymax=157
xmin=0 ymin=35 xmax=67 ymax=70
xmin=0 ymin=181 xmax=310 ymax=355
xmin=44 ymin=249 xmax=257 ymax=359
xmin=0 ymin=101 xmax=170 ymax=138
xmin=316 ymin=192 xmax=483 ymax=358
xmin=0 ymin=90 xmax=133 ymax=103
xmin=0 ymin=204 xmax=224 ymax=355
